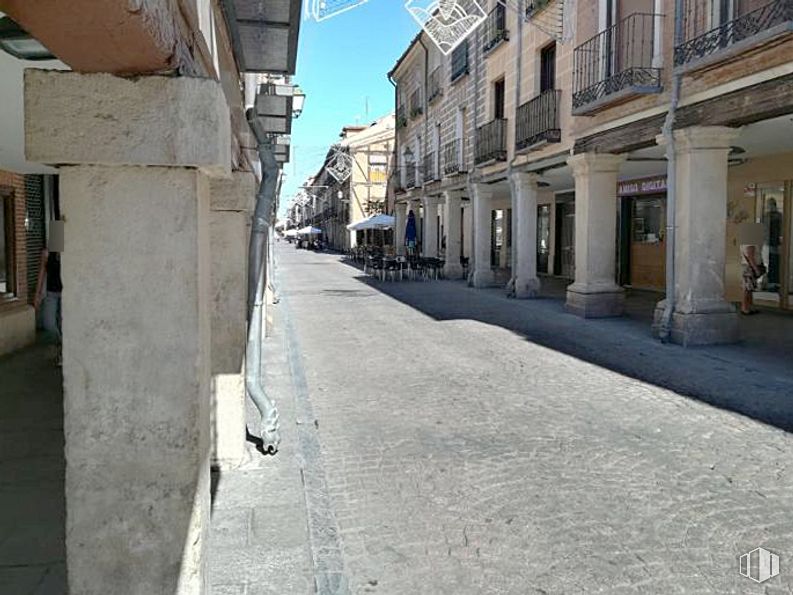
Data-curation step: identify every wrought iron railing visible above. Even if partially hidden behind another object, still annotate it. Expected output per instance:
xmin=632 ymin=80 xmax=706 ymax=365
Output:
xmin=675 ymin=0 xmax=793 ymax=66
xmin=409 ymin=88 xmax=423 ymax=118
xmin=443 ymin=139 xmax=467 ymax=175
xmin=423 ymin=151 xmax=439 ymax=182
xmin=475 ymin=119 xmax=507 ymax=164
xmin=516 ymin=90 xmax=561 ymax=151
xmin=428 ymin=66 xmax=443 ymax=103
xmin=526 ymin=0 xmax=553 ymax=17
xmin=451 ymin=40 xmax=470 ymax=82
xmin=396 ymin=104 xmax=407 ymax=128
xmin=405 ymin=164 xmax=417 ymax=188
xmin=391 ymin=168 xmax=405 ymax=193
xmin=572 ymin=13 xmax=662 ymax=112
xmin=483 ymin=4 xmax=509 ymax=52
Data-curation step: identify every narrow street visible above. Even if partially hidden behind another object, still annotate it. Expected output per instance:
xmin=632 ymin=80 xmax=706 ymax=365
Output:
xmin=276 ymin=244 xmax=793 ymax=594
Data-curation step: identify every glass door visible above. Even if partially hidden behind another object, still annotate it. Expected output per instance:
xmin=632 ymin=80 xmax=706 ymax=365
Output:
xmin=754 ymin=182 xmax=789 ymax=308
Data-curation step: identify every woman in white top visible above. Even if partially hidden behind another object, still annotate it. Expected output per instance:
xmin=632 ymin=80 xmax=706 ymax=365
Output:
xmin=740 ymin=242 xmax=764 ymax=315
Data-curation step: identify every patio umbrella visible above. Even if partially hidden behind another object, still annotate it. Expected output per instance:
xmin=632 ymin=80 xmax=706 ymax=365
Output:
xmin=405 ymin=209 xmax=417 ymax=251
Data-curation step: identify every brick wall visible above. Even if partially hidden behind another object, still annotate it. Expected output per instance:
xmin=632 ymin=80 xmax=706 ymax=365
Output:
xmin=25 ymin=175 xmax=46 ymax=302
xmin=0 ymin=169 xmax=29 ymax=305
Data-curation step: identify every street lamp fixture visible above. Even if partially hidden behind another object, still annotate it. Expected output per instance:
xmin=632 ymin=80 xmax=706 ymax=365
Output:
xmin=292 ymin=85 xmax=306 ymax=118
xmin=0 ymin=17 xmax=55 ymax=61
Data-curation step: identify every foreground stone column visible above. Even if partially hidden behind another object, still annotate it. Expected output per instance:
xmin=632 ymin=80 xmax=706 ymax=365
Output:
xmin=443 ymin=191 xmax=464 ymax=278
xmin=423 ymin=196 xmax=440 ymax=257
xmin=653 ymin=126 xmax=740 ymax=345
xmin=209 ymin=172 xmax=255 ymax=470
xmin=511 ymin=172 xmax=541 ymax=298
xmin=25 ymin=70 xmax=230 ymax=594
xmin=394 ymin=202 xmax=407 ymax=255
xmin=471 ymin=183 xmax=495 ymax=288
xmin=566 ymin=153 xmax=625 ymax=317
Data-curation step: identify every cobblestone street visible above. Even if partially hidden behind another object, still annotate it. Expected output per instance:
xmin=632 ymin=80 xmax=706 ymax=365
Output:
xmin=274 ymin=245 xmax=793 ymax=594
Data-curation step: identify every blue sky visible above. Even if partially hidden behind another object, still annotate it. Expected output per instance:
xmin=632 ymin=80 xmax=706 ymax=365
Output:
xmin=279 ymin=2 xmax=418 ymax=216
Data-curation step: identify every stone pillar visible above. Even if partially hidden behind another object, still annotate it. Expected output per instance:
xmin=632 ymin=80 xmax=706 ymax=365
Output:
xmin=565 ymin=153 xmax=625 ymax=317
xmin=511 ymin=172 xmax=541 ymax=298
xmin=25 ymin=70 xmax=230 ymax=593
xmin=394 ymin=202 xmax=407 ymax=255
xmin=471 ymin=183 xmax=495 ymax=288
xmin=653 ymin=126 xmax=740 ymax=345
xmin=209 ymin=172 xmax=254 ymax=470
xmin=443 ymin=191 xmax=464 ymax=278
xmin=423 ymin=196 xmax=439 ymax=257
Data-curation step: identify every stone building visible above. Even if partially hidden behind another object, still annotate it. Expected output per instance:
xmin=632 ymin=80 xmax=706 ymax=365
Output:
xmin=389 ymin=0 xmax=793 ymax=345
xmin=0 ymin=0 xmax=301 ymax=591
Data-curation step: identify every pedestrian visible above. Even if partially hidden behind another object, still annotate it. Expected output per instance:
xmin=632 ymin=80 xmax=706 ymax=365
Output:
xmin=738 ymin=222 xmax=765 ymax=315
xmin=35 ymin=221 xmax=64 ymax=364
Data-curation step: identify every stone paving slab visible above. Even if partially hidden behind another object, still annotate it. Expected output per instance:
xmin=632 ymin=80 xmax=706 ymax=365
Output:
xmin=277 ymin=246 xmax=793 ymax=595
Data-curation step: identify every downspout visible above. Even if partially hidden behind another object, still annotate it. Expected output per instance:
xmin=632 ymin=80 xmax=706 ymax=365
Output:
xmin=419 ymin=37 xmax=430 ymax=250
xmin=245 ymin=108 xmax=281 ymax=454
xmin=387 ymin=71 xmax=398 ymax=218
xmin=658 ymin=0 xmax=684 ymax=342
xmin=507 ymin=0 xmax=525 ymax=293
xmin=466 ymin=11 xmax=484 ymax=283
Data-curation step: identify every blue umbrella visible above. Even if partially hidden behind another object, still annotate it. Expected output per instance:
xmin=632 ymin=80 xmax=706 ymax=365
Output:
xmin=405 ymin=209 xmax=417 ymax=249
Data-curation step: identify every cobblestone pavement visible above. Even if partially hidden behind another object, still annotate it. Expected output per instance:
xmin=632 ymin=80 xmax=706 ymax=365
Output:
xmin=277 ymin=245 xmax=793 ymax=595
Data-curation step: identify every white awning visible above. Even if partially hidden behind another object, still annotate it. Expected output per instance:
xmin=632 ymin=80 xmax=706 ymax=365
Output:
xmin=347 ymin=214 xmax=396 ymax=231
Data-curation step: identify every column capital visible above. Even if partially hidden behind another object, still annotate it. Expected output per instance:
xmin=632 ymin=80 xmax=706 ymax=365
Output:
xmin=567 ymin=152 xmax=625 ymax=176
xmin=656 ymin=125 xmax=741 ymax=152
xmin=422 ymin=195 xmax=441 ymax=207
xmin=471 ymin=182 xmax=495 ymax=200
xmin=25 ymin=70 xmax=231 ymax=177
xmin=443 ymin=189 xmax=465 ymax=202
xmin=210 ymin=172 xmax=256 ymax=212
xmin=509 ymin=171 xmax=539 ymax=193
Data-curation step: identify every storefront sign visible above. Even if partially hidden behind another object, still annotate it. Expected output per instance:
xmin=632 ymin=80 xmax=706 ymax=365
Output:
xmin=618 ymin=175 xmax=667 ymax=197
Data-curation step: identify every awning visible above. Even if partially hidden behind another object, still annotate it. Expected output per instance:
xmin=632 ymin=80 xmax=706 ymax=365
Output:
xmin=297 ymin=226 xmax=322 ymax=235
xmin=347 ymin=214 xmax=396 ymax=231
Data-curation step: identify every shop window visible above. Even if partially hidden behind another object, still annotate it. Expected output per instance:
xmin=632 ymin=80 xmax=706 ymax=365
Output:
xmin=632 ymin=197 xmax=664 ymax=243
xmin=0 ymin=191 xmax=16 ymax=299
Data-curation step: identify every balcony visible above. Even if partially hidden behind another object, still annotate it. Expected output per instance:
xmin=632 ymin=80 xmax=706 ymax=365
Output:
xmin=409 ymin=88 xmax=423 ymax=118
xmin=428 ymin=67 xmax=443 ymax=103
xmin=391 ymin=168 xmax=405 ymax=194
xmin=675 ymin=0 xmax=793 ymax=71
xmin=443 ymin=139 xmax=467 ymax=175
xmin=572 ymin=12 xmax=662 ymax=115
xmin=396 ymin=104 xmax=407 ymax=128
xmin=483 ymin=4 xmax=509 ymax=54
xmin=404 ymin=165 xmax=418 ymax=189
xmin=451 ymin=40 xmax=469 ymax=83
xmin=475 ymin=119 xmax=507 ymax=164
xmin=516 ymin=90 xmax=561 ymax=151
xmin=423 ymin=151 xmax=440 ymax=182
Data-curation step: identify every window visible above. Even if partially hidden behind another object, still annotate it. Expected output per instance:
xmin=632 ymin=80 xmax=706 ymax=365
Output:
xmin=540 ymin=42 xmax=556 ymax=92
xmin=451 ymin=40 xmax=469 ymax=82
xmin=493 ymin=79 xmax=505 ymax=119
xmin=0 ymin=190 xmax=15 ymax=299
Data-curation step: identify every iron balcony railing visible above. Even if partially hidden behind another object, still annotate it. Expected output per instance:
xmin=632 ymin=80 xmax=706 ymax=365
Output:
xmin=443 ymin=139 xmax=467 ymax=175
xmin=475 ymin=119 xmax=508 ymax=164
xmin=391 ymin=168 xmax=405 ymax=193
xmin=451 ymin=40 xmax=470 ymax=82
xmin=428 ymin=66 xmax=443 ymax=103
xmin=675 ymin=0 xmax=793 ymax=67
xmin=526 ymin=0 xmax=552 ymax=17
xmin=409 ymin=88 xmax=423 ymax=118
xmin=572 ymin=12 xmax=662 ymax=113
xmin=396 ymin=104 xmax=407 ymax=128
xmin=483 ymin=4 xmax=509 ymax=53
xmin=516 ymin=90 xmax=562 ymax=151
xmin=423 ymin=151 xmax=439 ymax=182
xmin=404 ymin=164 xmax=417 ymax=188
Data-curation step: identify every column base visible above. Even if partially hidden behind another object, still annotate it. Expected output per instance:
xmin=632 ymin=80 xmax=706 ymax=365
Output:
xmin=565 ymin=284 xmax=625 ymax=318
xmin=514 ymin=276 xmax=541 ymax=299
xmin=211 ymin=373 xmax=246 ymax=471
xmin=471 ymin=268 xmax=497 ymax=288
xmin=652 ymin=301 xmax=739 ymax=346
xmin=443 ymin=262 xmax=464 ymax=279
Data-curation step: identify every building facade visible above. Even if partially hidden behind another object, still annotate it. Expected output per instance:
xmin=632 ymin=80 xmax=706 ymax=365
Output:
xmin=388 ymin=0 xmax=793 ymax=345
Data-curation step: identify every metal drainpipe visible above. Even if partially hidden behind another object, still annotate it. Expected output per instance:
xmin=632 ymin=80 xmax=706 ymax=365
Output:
xmin=659 ymin=0 xmax=684 ymax=342
xmin=245 ymin=109 xmax=281 ymax=454
xmin=419 ymin=37 xmax=430 ymax=249
xmin=387 ymin=72 xmax=398 ymax=216
xmin=507 ymin=0 xmax=525 ymax=292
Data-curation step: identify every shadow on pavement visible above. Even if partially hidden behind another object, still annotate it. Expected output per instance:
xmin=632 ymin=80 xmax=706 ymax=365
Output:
xmin=339 ymin=255 xmax=793 ymax=434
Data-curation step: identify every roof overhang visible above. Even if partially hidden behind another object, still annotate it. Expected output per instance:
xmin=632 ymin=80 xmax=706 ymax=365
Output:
xmin=221 ymin=0 xmax=301 ymax=74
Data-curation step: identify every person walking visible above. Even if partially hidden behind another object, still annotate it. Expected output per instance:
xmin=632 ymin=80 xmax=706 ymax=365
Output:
xmin=35 ymin=242 xmax=63 ymax=364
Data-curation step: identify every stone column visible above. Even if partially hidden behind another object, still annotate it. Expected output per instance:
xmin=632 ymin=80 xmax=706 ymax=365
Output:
xmin=394 ymin=202 xmax=407 ymax=255
xmin=565 ymin=153 xmax=625 ymax=317
xmin=423 ymin=196 xmax=440 ymax=257
xmin=511 ymin=172 xmax=541 ymax=298
xmin=25 ymin=70 xmax=230 ymax=593
xmin=209 ymin=172 xmax=254 ymax=470
xmin=653 ymin=126 xmax=740 ymax=345
xmin=443 ymin=191 xmax=464 ymax=278
xmin=471 ymin=183 xmax=495 ymax=288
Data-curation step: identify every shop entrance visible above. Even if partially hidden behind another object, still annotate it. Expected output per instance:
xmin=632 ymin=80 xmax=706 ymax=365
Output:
xmin=554 ymin=195 xmax=575 ymax=279
xmin=751 ymin=182 xmax=792 ymax=309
